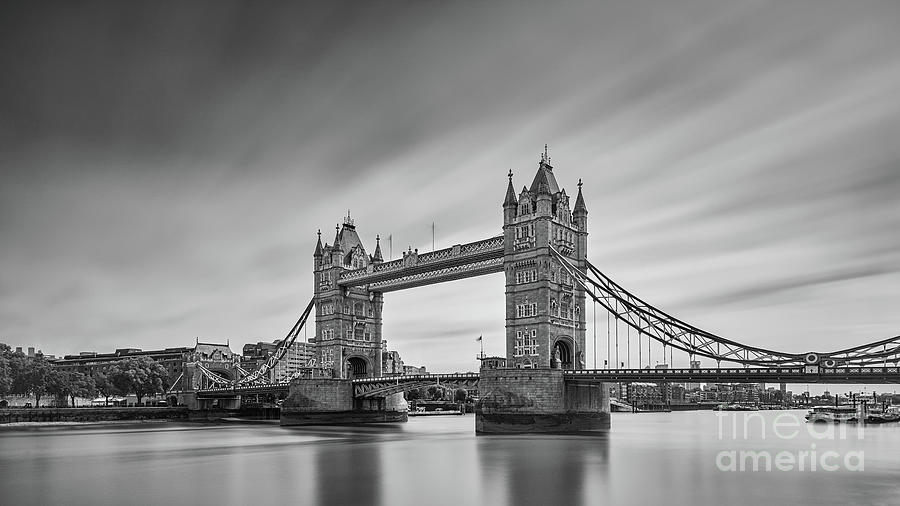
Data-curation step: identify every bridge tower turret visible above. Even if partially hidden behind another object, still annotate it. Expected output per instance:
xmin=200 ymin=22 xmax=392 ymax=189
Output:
xmin=313 ymin=213 xmax=384 ymax=379
xmin=573 ymin=179 xmax=589 ymax=269
xmin=502 ymin=148 xmax=587 ymax=370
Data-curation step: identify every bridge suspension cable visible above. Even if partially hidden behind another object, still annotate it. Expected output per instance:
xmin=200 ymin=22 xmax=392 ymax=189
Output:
xmin=237 ymin=297 xmax=316 ymax=385
xmin=548 ymin=244 xmax=900 ymax=368
xmin=195 ymin=363 xmax=233 ymax=387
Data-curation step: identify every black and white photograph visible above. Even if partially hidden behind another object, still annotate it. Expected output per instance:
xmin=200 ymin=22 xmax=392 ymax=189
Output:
xmin=1 ymin=1 xmax=899 ymax=505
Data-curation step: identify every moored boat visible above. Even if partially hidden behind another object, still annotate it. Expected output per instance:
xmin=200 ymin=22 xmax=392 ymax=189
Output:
xmin=805 ymin=405 xmax=858 ymax=423
xmin=716 ymin=403 xmax=758 ymax=411
xmin=864 ymin=407 xmax=900 ymax=424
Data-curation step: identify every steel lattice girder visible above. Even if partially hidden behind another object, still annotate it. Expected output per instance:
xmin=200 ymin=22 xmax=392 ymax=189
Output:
xmin=366 ymin=257 xmax=505 ymax=292
xmin=338 ymin=236 xmax=504 ymax=289
xmin=352 ymin=374 xmax=479 ymax=398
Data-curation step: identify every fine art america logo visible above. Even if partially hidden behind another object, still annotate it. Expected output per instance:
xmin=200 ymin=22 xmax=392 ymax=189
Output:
xmin=715 ymin=412 xmax=865 ymax=472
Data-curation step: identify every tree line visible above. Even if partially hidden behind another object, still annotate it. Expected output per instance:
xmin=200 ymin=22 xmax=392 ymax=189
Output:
xmin=405 ymin=385 xmax=469 ymax=403
xmin=1 ymin=343 xmax=170 ymax=407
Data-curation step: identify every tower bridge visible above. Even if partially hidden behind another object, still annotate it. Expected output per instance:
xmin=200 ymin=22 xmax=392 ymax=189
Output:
xmin=187 ymin=148 xmax=900 ymax=433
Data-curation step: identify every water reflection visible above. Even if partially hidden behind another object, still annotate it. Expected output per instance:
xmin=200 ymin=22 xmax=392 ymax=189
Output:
xmin=1 ymin=413 xmax=900 ymax=506
xmin=477 ymin=435 xmax=610 ymax=505
xmin=315 ymin=436 xmax=382 ymax=506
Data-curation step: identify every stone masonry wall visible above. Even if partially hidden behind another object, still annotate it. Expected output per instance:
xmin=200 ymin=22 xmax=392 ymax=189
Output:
xmin=478 ymin=368 xmax=565 ymax=414
xmin=282 ymin=378 xmax=353 ymax=412
xmin=565 ymin=382 xmax=609 ymax=412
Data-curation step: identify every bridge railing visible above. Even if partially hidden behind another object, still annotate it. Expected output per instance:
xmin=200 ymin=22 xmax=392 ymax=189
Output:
xmin=565 ymin=366 xmax=900 ymax=379
xmin=195 ymin=366 xmax=900 ymax=393
xmin=350 ymin=373 xmax=480 ymax=384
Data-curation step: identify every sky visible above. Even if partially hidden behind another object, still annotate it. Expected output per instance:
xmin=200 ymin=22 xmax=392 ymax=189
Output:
xmin=1 ymin=1 xmax=899 ymax=389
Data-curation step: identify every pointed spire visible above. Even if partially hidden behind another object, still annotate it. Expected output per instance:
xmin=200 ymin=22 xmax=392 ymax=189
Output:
xmin=574 ymin=178 xmax=588 ymax=215
xmin=332 ymin=224 xmax=342 ymax=250
xmin=530 ymin=146 xmax=560 ymax=195
xmin=503 ymin=169 xmax=517 ymax=207
xmin=314 ymin=229 xmax=323 ymax=257
xmin=372 ymin=235 xmax=384 ymax=263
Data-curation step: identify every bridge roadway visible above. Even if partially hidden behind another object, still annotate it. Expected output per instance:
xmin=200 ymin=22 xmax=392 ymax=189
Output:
xmin=194 ymin=367 xmax=900 ymax=398
xmin=564 ymin=366 xmax=900 ymax=384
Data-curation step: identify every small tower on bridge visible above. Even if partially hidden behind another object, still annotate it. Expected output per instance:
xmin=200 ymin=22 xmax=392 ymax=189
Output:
xmin=502 ymin=148 xmax=588 ymax=369
xmin=313 ymin=212 xmax=384 ymax=379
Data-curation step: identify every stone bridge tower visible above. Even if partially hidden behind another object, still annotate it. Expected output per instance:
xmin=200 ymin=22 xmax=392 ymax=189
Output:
xmin=313 ymin=213 xmax=384 ymax=379
xmin=502 ymin=149 xmax=588 ymax=369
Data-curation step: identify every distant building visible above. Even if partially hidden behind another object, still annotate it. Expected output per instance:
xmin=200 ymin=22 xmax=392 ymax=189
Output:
xmin=382 ymin=349 xmax=405 ymax=375
xmin=51 ymin=346 xmax=191 ymax=382
xmin=627 ymin=382 xmax=664 ymax=406
xmin=684 ymin=360 xmax=702 ymax=390
xmin=242 ymin=339 xmax=315 ymax=382
xmin=12 ymin=346 xmax=53 ymax=358
xmin=51 ymin=342 xmax=242 ymax=390
xmin=403 ymin=365 xmax=427 ymax=375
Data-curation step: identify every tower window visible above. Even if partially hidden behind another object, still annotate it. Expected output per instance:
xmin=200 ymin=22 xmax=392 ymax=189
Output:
xmin=527 ymin=330 xmax=538 ymax=356
xmin=515 ymin=329 xmax=539 ymax=357
xmin=515 ymin=302 xmax=537 ymax=318
xmin=515 ymin=269 xmax=537 ymax=284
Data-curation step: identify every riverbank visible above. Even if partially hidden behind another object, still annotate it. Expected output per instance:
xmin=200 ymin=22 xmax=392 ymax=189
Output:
xmin=0 ymin=406 xmax=190 ymax=425
xmin=0 ymin=419 xmax=178 ymax=430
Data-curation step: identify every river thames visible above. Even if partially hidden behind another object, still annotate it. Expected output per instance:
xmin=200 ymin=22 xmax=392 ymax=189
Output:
xmin=1 ymin=410 xmax=899 ymax=506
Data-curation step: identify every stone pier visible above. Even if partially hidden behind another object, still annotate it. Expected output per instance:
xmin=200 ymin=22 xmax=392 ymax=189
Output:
xmin=280 ymin=378 xmax=407 ymax=426
xmin=475 ymin=367 xmax=609 ymax=434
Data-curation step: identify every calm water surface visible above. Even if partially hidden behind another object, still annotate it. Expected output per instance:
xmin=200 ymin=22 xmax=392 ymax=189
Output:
xmin=1 ymin=410 xmax=899 ymax=506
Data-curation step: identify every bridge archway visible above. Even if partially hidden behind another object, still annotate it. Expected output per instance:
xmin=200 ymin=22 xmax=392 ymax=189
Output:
xmin=552 ymin=339 xmax=574 ymax=370
xmin=346 ymin=356 xmax=369 ymax=379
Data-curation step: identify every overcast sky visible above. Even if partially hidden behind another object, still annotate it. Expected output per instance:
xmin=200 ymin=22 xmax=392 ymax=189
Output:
xmin=2 ymin=1 xmax=899 ymax=382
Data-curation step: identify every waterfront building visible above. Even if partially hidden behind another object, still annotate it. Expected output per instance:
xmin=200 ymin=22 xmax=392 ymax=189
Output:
xmin=626 ymin=382 xmax=664 ymax=407
xmin=51 ymin=346 xmax=190 ymax=381
xmin=51 ymin=341 xmax=242 ymax=390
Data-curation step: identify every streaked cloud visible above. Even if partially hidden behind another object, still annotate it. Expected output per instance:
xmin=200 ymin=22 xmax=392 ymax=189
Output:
xmin=1 ymin=0 xmax=898 ymax=377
